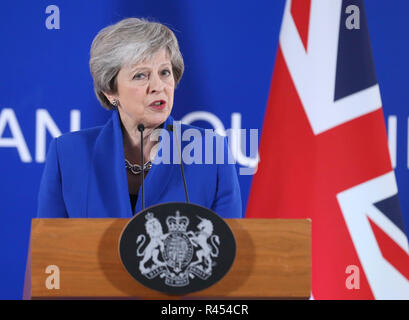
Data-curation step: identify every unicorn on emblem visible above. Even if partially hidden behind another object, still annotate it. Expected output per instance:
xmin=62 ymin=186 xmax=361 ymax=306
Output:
xmin=187 ymin=216 xmax=220 ymax=273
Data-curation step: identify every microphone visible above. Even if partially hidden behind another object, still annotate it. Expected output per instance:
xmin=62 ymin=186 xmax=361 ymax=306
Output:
xmin=167 ymin=124 xmax=190 ymax=203
xmin=137 ymin=124 xmax=145 ymax=132
xmin=138 ymin=124 xmax=146 ymax=210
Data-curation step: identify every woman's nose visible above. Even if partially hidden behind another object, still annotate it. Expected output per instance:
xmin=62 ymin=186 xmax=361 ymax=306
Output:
xmin=147 ymin=73 xmax=164 ymax=93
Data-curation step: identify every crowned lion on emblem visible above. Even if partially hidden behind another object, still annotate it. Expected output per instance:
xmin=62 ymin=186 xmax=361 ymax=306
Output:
xmin=136 ymin=213 xmax=167 ymax=274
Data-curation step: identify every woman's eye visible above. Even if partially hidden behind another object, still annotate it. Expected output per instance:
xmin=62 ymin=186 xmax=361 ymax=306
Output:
xmin=161 ymin=69 xmax=171 ymax=76
xmin=133 ymin=73 xmax=146 ymax=80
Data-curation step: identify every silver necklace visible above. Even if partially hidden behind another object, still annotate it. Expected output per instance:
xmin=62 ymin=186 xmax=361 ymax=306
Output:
xmin=125 ymin=159 xmax=152 ymax=175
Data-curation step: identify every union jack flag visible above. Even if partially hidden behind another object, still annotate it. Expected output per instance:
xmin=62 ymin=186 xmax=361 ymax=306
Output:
xmin=246 ymin=0 xmax=409 ymax=299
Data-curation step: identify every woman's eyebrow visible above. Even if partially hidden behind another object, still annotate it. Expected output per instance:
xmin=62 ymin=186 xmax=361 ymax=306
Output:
xmin=129 ymin=66 xmax=149 ymax=74
xmin=130 ymin=62 xmax=172 ymax=72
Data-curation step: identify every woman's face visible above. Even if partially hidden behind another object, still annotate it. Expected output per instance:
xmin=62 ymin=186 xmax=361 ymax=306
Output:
xmin=111 ymin=48 xmax=175 ymax=129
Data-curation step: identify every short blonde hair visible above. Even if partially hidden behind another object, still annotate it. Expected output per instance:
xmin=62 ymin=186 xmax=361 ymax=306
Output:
xmin=89 ymin=17 xmax=184 ymax=110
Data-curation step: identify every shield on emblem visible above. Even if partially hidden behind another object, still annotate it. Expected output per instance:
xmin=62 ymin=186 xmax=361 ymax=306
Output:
xmin=119 ymin=202 xmax=236 ymax=295
xmin=163 ymin=232 xmax=193 ymax=272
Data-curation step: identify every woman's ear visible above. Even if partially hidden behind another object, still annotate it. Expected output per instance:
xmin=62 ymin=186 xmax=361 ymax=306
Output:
xmin=103 ymin=92 xmax=115 ymax=105
xmin=103 ymin=92 xmax=120 ymax=107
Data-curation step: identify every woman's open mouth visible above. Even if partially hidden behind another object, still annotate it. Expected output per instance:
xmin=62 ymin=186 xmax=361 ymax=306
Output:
xmin=149 ymin=100 xmax=166 ymax=110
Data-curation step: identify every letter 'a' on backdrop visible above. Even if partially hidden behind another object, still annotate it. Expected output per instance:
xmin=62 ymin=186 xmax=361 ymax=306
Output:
xmin=119 ymin=202 xmax=236 ymax=295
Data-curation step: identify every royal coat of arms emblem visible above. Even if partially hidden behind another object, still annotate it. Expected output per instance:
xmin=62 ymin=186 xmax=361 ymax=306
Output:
xmin=119 ymin=202 xmax=236 ymax=295
xmin=137 ymin=211 xmax=220 ymax=287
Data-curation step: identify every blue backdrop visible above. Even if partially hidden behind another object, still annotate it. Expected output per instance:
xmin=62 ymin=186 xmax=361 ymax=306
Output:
xmin=0 ymin=0 xmax=408 ymax=299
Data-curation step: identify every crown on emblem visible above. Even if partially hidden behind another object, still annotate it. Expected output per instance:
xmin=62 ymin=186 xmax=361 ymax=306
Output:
xmin=166 ymin=211 xmax=189 ymax=232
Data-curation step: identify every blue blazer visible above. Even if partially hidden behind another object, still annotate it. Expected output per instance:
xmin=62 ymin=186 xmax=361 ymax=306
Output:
xmin=37 ymin=111 xmax=242 ymax=218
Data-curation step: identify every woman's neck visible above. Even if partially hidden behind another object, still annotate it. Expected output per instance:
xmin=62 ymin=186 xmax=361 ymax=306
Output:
xmin=120 ymin=118 xmax=161 ymax=165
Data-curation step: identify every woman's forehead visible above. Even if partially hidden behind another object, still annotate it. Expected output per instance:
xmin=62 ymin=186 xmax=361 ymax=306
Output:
xmin=126 ymin=48 xmax=171 ymax=69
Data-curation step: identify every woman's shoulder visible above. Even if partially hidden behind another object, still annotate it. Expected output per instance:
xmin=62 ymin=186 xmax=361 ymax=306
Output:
xmin=52 ymin=125 xmax=106 ymax=159
xmin=56 ymin=125 xmax=104 ymax=145
xmin=179 ymin=122 xmax=224 ymax=140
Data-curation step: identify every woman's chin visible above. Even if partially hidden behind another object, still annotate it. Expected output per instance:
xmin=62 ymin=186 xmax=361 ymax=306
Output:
xmin=145 ymin=110 xmax=170 ymax=128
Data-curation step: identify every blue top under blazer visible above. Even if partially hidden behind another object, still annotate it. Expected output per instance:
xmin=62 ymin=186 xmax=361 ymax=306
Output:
xmin=37 ymin=111 xmax=242 ymax=218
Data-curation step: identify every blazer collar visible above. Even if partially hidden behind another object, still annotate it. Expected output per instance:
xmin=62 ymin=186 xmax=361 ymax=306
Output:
xmin=86 ymin=110 xmax=177 ymax=218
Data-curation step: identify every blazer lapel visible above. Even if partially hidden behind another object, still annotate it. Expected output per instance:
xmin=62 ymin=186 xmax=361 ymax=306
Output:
xmin=86 ymin=111 xmax=180 ymax=217
xmin=133 ymin=115 xmax=179 ymax=214
xmin=86 ymin=111 xmax=131 ymax=217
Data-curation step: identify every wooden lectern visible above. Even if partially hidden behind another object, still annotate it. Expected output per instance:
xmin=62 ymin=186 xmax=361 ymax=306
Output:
xmin=24 ymin=218 xmax=311 ymax=299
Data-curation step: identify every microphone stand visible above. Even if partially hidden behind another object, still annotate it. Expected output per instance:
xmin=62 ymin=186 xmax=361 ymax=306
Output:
xmin=138 ymin=124 xmax=145 ymax=210
xmin=167 ymin=124 xmax=190 ymax=203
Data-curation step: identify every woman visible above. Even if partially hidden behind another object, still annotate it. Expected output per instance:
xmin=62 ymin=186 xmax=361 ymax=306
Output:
xmin=37 ymin=18 xmax=242 ymax=218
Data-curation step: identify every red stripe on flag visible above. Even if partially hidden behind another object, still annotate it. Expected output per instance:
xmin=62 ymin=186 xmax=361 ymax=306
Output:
xmin=290 ymin=0 xmax=311 ymax=51
xmin=368 ymin=218 xmax=409 ymax=281
xmin=246 ymin=47 xmax=394 ymax=299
